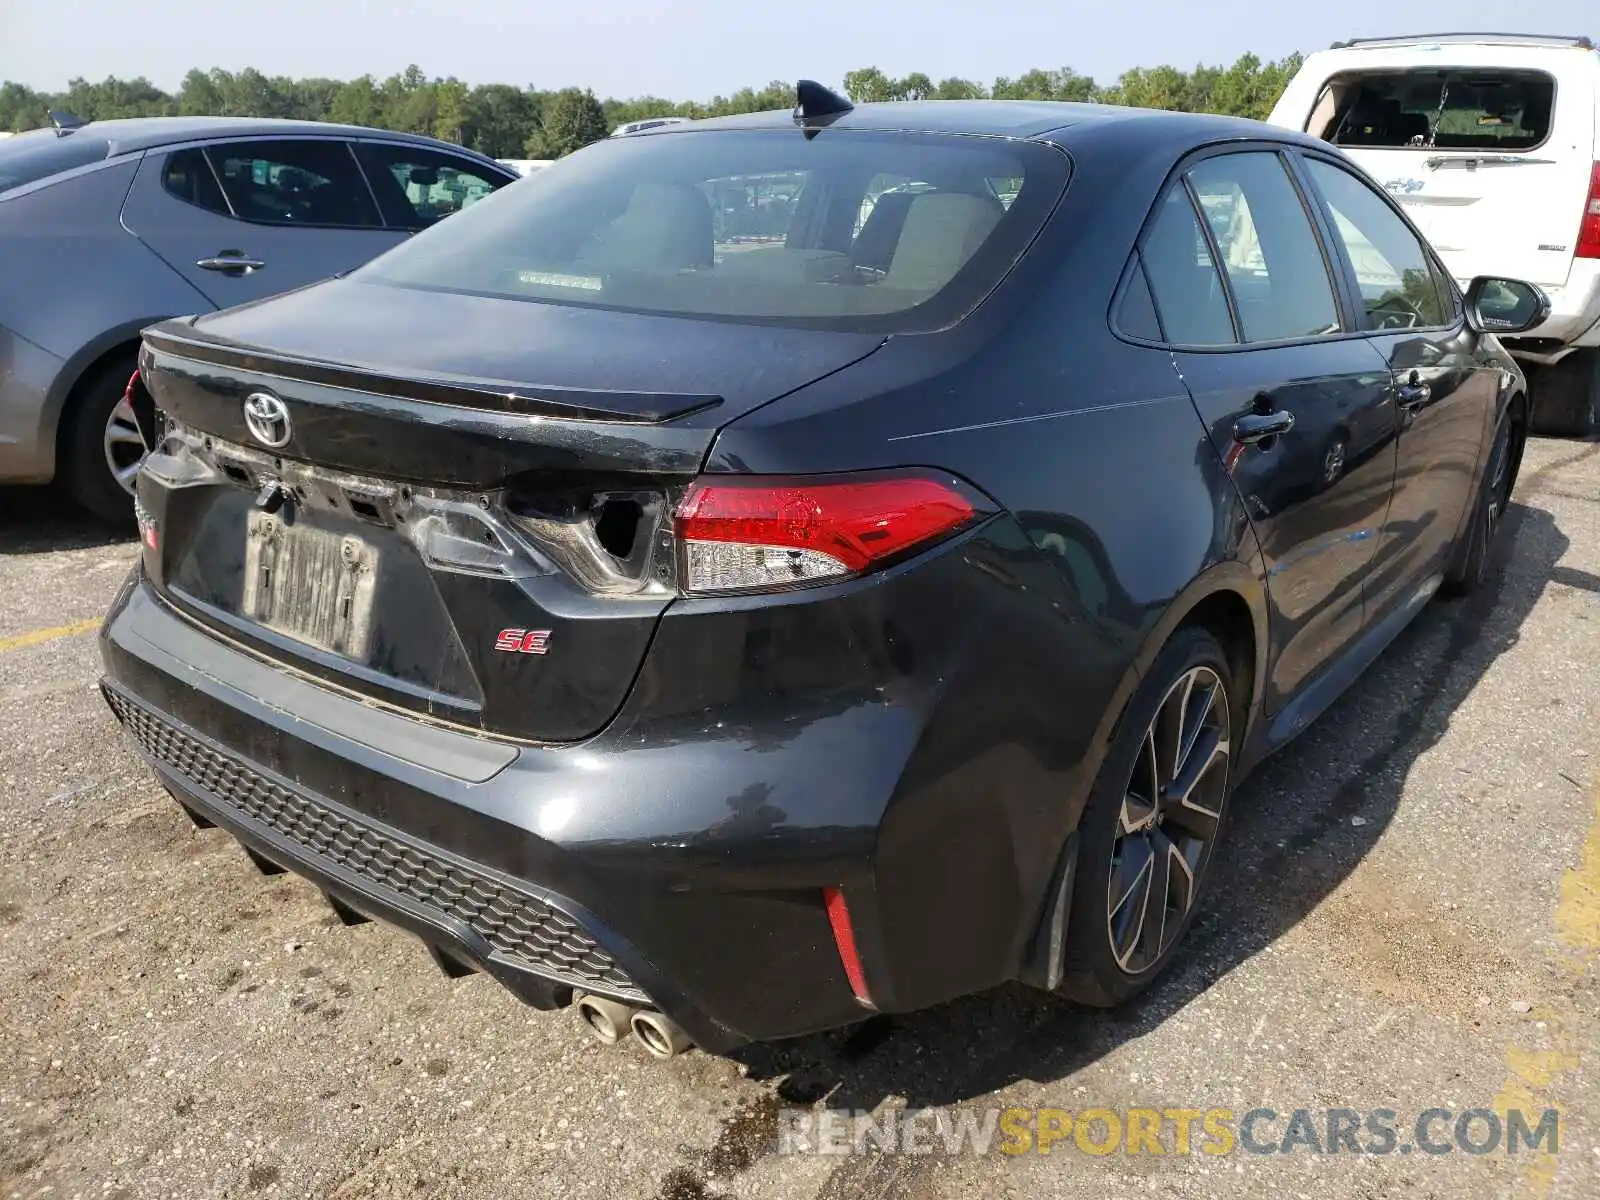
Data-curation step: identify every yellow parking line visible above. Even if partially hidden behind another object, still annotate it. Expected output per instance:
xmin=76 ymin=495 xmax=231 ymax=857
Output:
xmin=1495 ymin=777 xmax=1600 ymax=1200
xmin=0 ymin=617 xmax=102 ymax=654
xmin=1555 ymin=784 xmax=1600 ymax=957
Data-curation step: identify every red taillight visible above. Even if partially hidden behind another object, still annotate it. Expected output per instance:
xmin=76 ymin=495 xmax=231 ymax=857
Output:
xmin=674 ymin=471 xmax=979 ymax=594
xmin=1578 ymin=163 xmax=1600 ymax=260
xmin=822 ymin=886 xmax=872 ymax=1005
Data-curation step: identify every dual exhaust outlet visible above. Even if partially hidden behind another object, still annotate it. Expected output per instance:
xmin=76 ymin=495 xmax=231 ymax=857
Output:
xmin=574 ymin=993 xmax=693 ymax=1058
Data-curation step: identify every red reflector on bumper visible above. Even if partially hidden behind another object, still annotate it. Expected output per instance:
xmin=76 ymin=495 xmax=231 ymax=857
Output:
xmin=822 ymin=886 xmax=872 ymax=1005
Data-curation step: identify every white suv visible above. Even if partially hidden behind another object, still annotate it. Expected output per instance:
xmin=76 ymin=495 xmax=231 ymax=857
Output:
xmin=1270 ymin=32 xmax=1600 ymax=435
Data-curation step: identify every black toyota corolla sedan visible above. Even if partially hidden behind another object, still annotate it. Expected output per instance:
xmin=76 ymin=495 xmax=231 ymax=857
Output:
xmin=101 ymin=88 xmax=1546 ymax=1056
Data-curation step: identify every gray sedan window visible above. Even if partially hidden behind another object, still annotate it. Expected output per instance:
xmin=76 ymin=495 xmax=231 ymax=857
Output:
xmin=205 ymin=139 xmax=380 ymax=228
xmin=162 ymin=148 xmax=230 ymax=216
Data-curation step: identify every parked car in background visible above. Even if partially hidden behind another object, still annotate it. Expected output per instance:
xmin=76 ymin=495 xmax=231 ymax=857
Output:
xmin=497 ymin=158 xmax=555 ymax=177
xmin=611 ymin=116 xmax=691 ymax=137
xmin=0 ymin=117 xmax=517 ymax=519
xmin=1270 ymin=32 xmax=1600 ymax=436
xmin=103 ymin=93 xmax=1545 ymax=1054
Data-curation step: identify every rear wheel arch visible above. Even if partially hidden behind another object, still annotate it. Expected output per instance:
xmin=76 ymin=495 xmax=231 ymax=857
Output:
xmin=45 ymin=323 xmax=159 ymax=463
xmin=1020 ymin=570 xmax=1265 ymax=992
xmin=58 ymin=343 xmax=144 ymax=520
xmin=1176 ymin=589 xmax=1258 ymax=735
xmin=1127 ymin=564 xmax=1269 ymax=752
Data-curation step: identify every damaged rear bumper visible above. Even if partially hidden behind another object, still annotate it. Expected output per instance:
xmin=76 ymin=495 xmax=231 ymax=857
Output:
xmin=98 ymin=573 xmax=882 ymax=1053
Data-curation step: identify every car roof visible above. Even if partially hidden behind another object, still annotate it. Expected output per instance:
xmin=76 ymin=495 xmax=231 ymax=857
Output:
xmin=53 ymin=116 xmax=499 ymax=161
xmin=652 ymin=100 xmax=1318 ymax=149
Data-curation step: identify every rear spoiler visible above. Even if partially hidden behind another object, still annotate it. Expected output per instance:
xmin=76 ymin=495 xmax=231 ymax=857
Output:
xmin=141 ymin=326 xmax=722 ymax=425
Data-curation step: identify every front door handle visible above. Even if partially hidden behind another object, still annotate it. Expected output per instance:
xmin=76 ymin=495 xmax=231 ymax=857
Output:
xmin=1234 ymin=408 xmax=1296 ymax=446
xmin=196 ymin=252 xmax=265 ymax=275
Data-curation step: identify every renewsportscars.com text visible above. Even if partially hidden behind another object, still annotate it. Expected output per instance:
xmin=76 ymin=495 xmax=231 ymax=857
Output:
xmin=776 ymin=1105 xmax=1561 ymax=1158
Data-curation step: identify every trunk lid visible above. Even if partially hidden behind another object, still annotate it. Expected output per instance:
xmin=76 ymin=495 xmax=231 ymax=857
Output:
xmin=136 ymin=277 xmax=885 ymax=743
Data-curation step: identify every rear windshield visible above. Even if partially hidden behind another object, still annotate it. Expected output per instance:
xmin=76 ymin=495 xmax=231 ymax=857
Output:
xmin=0 ymin=131 xmax=113 ymax=195
xmin=356 ymin=128 xmax=1069 ymax=332
xmin=1312 ymin=69 xmax=1555 ymax=152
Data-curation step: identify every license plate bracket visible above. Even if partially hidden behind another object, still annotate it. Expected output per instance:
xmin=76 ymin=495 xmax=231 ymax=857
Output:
xmin=242 ymin=512 xmax=379 ymax=660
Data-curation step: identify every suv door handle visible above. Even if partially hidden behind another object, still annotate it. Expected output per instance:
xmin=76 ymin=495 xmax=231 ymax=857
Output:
xmin=1234 ymin=408 xmax=1296 ymax=445
xmin=196 ymin=253 xmax=265 ymax=274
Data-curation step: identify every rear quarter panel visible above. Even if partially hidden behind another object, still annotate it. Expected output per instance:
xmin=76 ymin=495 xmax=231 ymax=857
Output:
xmin=703 ymin=125 xmax=1269 ymax=1006
xmin=0 ymin=158 xmax=214 ymax=475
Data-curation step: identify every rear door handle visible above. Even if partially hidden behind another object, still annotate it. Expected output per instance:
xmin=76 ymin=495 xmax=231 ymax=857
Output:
xmin=1234 ymin=409 xmax=1296 ymax=445
xmin=196 ymin=253 xmax=265 ymax=274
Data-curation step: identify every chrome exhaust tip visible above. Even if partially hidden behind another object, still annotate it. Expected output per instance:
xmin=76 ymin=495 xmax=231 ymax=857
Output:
xmin=630 ymin=1009 xmax=694 ymax=1059
xmin=574 ymin=993 xmax=638 ymax=1045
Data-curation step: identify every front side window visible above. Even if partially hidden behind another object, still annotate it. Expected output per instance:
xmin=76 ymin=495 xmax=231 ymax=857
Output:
xmin=354 ymin=143 xmax=508 ymax=230
xmin=205 ymin=139 xmax=380 ymax=228
xmin=1303 ymin=157 xmax=1452 ymax=329
xmin=1187 ymin=152 xmax=1342 ymax=344
xmin=354 ymin=129 xmax=1071 ymax=333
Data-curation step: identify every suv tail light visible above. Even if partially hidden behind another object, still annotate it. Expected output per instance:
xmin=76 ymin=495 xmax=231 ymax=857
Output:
xmin=675 ymin=470 xmax=985 ymax=594
xmin=1579 ymin=163 xmax=1600 ymax=260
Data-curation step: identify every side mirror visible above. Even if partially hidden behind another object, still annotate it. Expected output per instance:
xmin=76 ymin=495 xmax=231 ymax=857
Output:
xmin=1464 ymin=276 xmax=1550 ymax=335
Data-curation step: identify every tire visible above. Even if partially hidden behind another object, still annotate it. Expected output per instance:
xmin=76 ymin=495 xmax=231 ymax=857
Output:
xmin=61 ymin=352 xmax=142 ymax=523
xmin=1441 ymin=408 xmax=1518 ymax=598
xmin=1058 ymin=626 xmax=1238 ymax=1007
xmin=1527 ymin=349 xmax=1599 ymax=439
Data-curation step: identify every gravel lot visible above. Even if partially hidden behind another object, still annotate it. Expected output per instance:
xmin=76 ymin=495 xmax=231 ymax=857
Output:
xmin=2 ymin=438 xmax=1598 ymax=1200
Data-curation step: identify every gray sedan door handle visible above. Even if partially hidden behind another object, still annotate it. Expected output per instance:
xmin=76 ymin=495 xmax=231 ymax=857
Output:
xmin=196 ymin=253 xmax=265 ymax=274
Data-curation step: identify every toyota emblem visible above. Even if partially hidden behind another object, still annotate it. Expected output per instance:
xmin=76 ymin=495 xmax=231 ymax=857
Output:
xmin=242 ymin=392 xmax=292 ymax=448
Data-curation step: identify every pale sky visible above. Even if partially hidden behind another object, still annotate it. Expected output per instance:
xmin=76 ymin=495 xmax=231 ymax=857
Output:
xmin=1 ymin=0 xmax=1595 ymax=99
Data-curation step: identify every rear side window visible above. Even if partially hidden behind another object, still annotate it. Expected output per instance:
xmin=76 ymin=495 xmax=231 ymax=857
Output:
xmin=1141 ymin=187 xmax=1237 ymax=346
xmin=1303 ymin=157 xmax=1454 ymax=328
xmin=1313 ymin=70 xmax=1554 ymax=152
xmin=1187 ymin=153 xmax=1342 ymax=343
xmin=354 ymin=143 xmax=509 ymax=230
xmin=0 ymin=131 xmax=111 ymax=195
xmin=1115 ymin=258 xmax=1164 ymax=341
xmin=355 ymin=129 xmax=1071 ymax=334
xmin=206 ymin=139 xmax=380 ymax=228
xmin=162 ymin=147 xmax=230 ymax=215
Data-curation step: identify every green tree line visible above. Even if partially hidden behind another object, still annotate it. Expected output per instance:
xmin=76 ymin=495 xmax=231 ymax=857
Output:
xmin=0 ymin=53 xmax=1303 ymax=159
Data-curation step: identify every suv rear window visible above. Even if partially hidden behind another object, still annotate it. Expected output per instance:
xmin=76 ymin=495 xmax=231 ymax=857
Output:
xmin=1313 ymin=70 xmax=1555 ymax=152
xmin=0 ymin=131 xmax=113 ymax=195
xmin=356 ymin=129 xmax=1070 ymax=332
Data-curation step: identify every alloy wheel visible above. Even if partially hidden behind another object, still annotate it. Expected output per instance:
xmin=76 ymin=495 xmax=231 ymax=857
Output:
xmin=103 ymin=395 xmax=145 ymax=495
xmin=1107 ymin=665 xmax=1231 ymax=974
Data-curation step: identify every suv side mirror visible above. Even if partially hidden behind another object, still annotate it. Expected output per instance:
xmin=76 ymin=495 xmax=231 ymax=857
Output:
xmin=1464 ymin=276 xmax=1550 ymax=335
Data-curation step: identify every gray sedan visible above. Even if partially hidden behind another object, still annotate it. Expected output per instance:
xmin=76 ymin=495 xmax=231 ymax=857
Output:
xmin=0 ymin=116 xmax=516 ymax=519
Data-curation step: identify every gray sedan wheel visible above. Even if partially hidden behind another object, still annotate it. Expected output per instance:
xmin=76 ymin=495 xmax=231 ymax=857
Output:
xmin=64 ymin=353 xmax=141 ymax=523
xmin=103 ymin=394 xmax=146 ymax=495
